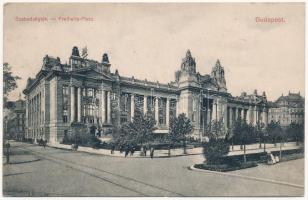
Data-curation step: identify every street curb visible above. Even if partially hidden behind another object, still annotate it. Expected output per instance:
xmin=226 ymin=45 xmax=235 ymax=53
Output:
xmin=47 ymin=144 xmax=202 ymax=159
xmin=189 ymin=164 xmax=304 ymax=189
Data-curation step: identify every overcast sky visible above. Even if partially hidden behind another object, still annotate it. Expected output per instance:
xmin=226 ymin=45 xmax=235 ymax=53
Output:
xmin=4 ymin=3 xmax=305 ymax=101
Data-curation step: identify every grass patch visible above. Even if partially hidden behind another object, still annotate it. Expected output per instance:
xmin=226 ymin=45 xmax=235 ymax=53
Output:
xmin=194 ymin=161 xmax=257 ymax=172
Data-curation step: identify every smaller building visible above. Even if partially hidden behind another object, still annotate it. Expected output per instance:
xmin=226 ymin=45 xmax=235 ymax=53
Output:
xmin=268 ymin=92 xmax=304 ymax=127
xmin=4 ymin=98 xmax=26 ymax=140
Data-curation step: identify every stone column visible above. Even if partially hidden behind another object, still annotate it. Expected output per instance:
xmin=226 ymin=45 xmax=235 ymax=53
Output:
xmin=248 ymin=106 xmax=253 ymax=124
xmin=175 ymin=97 xmax=179 ymax=117
xmin=244 ymin=109 xmax=247 ymax=121
xmin=77 ymin=87 xmax=81 ymax=122
xmin=254 ymin=106 xmax=258 ymax=125
xmin=222 ymin=103 xmax=228 ymax=128
xmin=207 ymin=108 xmax=211 ymax=125
xmin=155 ymin=97 xmax=159 ymax=125
xmin=70 ymin=86 xmax=75 ymax=122
xmin=211 ymin=100 xmax=217 ymax=121
xmin=216 ymin=100 xmax=221 ymax=121
xmin=235 ymin=107 xmax=238 ymax=121
xmin=228 ymin=107 xmax=232 ymax=128
xmin=241 ymin=108 xmax=244 ymax=119
xmin=263 ymin=107 xmax=268 ymax=126
xmin=25 ymin=99 xmax=29 ymax=138
xmin=130 ymin=94 xmax=135 ymax=121
xmin=143 ymin=95 xmax=147 ymax=114
xmin=166 ymin=98 xmax=170 ymax=127
xmin=101 ymin=90 xmax=106 ymax=124
xmin=107 ymin=91 xmax=111 ymax=124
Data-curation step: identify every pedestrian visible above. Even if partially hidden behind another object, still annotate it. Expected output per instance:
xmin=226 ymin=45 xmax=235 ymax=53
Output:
xmin=125 ymin=146 xmax=129 ymax=158
xmin=120 ymin=145 xmax=123 ymax=153
xmin=111 ymin=143 xmax=115 ymax=154
xmin=140 ymin=145 xmax=144 ymax=156
xmin=130 ymin=145 xmax=135 ymax=156
xmin=43 ymin=140 xmax=47 ymax=149
xmin=5 ymin=141 xmax=11 ymax=164
xmin=150 ymin=146 xmax=154 ymax=159
xmin=143 ymin=145 xmax=147 ymax=156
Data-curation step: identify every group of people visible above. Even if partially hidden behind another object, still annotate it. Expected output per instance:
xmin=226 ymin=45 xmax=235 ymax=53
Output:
xmin=117 ymin=144 xmax=155 ymax=158
xmin=38 ymin=138 xmax=47 ymax=149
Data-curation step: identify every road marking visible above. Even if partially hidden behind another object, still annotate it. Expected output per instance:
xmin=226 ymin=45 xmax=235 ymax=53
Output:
xmin=190 ymin=165 xmax=304 ymax=189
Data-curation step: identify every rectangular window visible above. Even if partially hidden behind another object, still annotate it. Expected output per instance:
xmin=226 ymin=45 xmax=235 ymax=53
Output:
xmin=158 ymin=98 xmax=166 ymax=125
xmin=87 ymin=88 xmax=93 ymax=97
xmin=121 ymin=117 xmax=127 ymax=123
xmin=63 ymin=115 xmax=68 ymax=123
xmin=62 ymin=86 xmax=69 ymax=111
xmin=62 ymin=85 xmax=69 ymax=95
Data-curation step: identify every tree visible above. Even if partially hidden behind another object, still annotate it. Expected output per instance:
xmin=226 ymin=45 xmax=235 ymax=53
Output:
xmin=203 ymin=138 xmax=229 ymax=165
xmin=169 ymin=113 xmax=193 ymax=154
xmin=205 ymin=119 xmax=227 ymax=141
xmin=255 ymin=122 xmax=265 ymax=149
xmin=203 ymin=119 xmax=230 ymax=165
xmin=115 ymin=110 xmax=156 ymax=148
xmin=3 ymin=63 xmax=21 ymax=105
xmin=267 ymin=121 xmax=282 ymax=147
xmin=286 ymin=122 xmax=304 ymax=145
xmin=165 ymin=116 xmax=177 ymax=156
xmin=232 ymin=119 xmax=254 ymax=163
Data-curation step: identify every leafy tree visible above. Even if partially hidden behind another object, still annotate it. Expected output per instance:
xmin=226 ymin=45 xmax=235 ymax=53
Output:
xmin=205 ymin=119 xmax=227 ymax=141
xmin=165 ymin=116 xmax=177 ymax=156
xmin=255 ymin=122 xmax=265 ymax=149
xmin=3 ymin=63 xmax=21 ymax=105
xmin=203 ymin=138 xmax=229 ymax=165
xmin=203 ymin=119 xmax=230 ymax=165
xmin=63 ymin=124 xmax=101 ymax=148
xmin=267 ymin=121 xmax=283 ymax=147
xmin=169 ymin=113 xmax=193 ymax=154
xmin=232 ymin=119 xmax=254 ymax=163
xmin=286 ymin=122 xmax=304 ymax=145
xmin=115 ymin=110 xmax=156 ymax=147
xmin=225 ymin=128 xmax=234 ymax=150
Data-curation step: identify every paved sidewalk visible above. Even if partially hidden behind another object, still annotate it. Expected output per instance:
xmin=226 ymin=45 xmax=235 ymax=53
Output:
xmin=228 ymin=142 xmax=303 ymax=156
xmin=48 ymin=143 xmax=202 ymax=158
xmin=47 ymin=142 xmax=303 ymax=158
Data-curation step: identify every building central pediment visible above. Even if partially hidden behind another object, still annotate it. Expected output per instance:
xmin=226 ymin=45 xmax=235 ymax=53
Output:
xmin=73 ymin=68 xmax=114 ymax=82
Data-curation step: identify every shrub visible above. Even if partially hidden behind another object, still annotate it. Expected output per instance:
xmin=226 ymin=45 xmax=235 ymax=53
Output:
xmin=61 ymin=132 xmax=101 ymax=149
xmin=194 ymin=161 xmax=257 ymax=172
xmin=203 ymin=138 xmax=230 ymax=165
xmin=89 ymin=135 xmax=101 ymax=148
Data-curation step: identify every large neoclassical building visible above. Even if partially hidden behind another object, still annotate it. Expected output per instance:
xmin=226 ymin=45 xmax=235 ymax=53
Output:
xmin=23 ymin=47 xmax=269 ymax=143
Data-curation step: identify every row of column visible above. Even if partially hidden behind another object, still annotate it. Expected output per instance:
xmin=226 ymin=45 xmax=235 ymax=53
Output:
xmin=228 ymin=105 xmax=268 ymax=127
xmin=69 ymin=88 xmax=176 ymax=127
xmin=129 ymin=94 xmax=173 ymax=127
xmin=70 ymin=87 xmax=112 ymax=124
xmin=28 ymin=92 xmax=42 ymax=127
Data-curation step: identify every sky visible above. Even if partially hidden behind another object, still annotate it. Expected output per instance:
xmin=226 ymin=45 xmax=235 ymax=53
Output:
xmin=3 ymin=3 xmax=305 ymax=102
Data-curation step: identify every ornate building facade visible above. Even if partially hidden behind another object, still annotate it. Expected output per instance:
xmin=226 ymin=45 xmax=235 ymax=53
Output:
xmin=23 ymin=47 xmax=269 ymax=143
xmin=268 ymin=92 xmax=304 ymax=127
